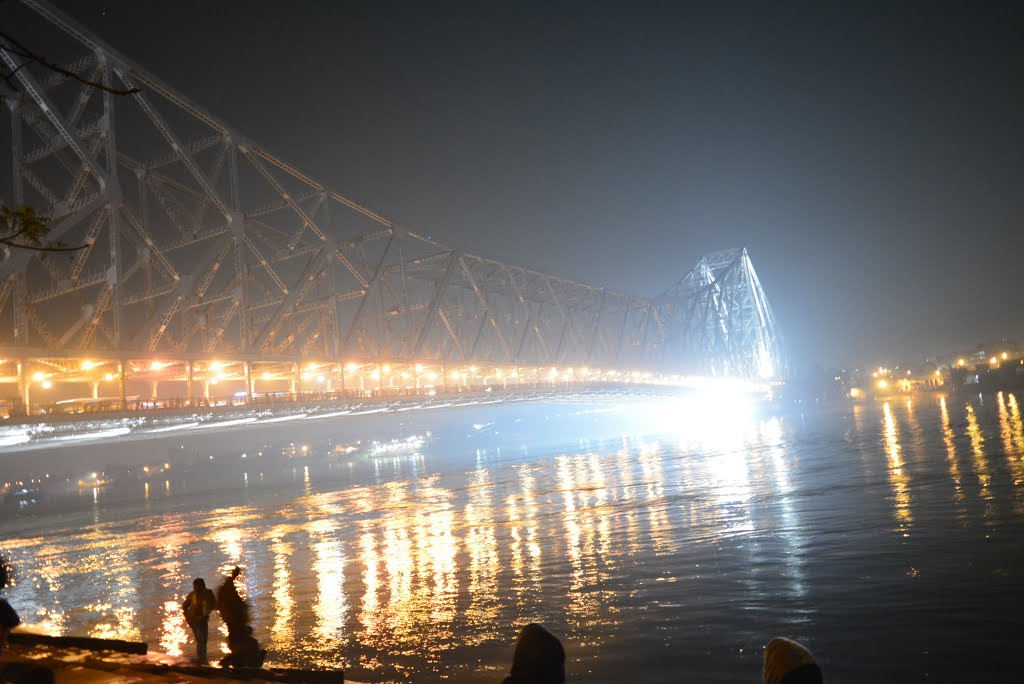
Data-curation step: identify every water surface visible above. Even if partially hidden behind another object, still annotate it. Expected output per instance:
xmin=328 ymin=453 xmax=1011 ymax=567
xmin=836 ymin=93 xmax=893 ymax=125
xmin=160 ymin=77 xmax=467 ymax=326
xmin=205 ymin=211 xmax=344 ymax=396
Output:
xmin=2 ymin=392 xmax=1023 ymax=681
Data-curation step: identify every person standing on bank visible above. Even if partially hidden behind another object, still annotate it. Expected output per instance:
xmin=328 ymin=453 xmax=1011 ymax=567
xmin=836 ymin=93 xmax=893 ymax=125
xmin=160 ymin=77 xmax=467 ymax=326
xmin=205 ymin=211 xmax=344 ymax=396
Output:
xmin=182 ymin=578 xmax=218 ymax=664
xmin=0 ymin=555 xmax=20 ymax=655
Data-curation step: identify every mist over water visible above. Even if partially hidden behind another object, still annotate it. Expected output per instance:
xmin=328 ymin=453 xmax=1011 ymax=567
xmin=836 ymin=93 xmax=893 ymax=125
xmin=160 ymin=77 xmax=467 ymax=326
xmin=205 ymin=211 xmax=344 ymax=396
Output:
xmin=2 ymin=393 xmax=1024 ymax=682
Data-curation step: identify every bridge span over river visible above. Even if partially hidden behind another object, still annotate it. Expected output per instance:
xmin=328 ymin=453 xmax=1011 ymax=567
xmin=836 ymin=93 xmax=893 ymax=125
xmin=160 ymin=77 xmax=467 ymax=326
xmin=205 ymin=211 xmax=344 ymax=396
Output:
xmin=0 ymin=0 xmax=783 ymax=415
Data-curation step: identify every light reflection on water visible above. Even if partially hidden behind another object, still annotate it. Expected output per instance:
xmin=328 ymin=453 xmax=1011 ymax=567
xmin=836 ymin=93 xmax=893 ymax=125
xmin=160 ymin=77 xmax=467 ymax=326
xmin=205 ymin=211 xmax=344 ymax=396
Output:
xmin=882 ymin=401 xmax=913 ymax=528
xmin=3 ymin=394 xmax=1024 ymax=681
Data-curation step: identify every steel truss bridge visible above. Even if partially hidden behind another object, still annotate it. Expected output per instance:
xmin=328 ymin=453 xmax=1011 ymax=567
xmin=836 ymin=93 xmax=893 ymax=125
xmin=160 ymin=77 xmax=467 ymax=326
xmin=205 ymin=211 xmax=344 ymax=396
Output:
xmin=0 ymin=0 xmax=784 ymax=415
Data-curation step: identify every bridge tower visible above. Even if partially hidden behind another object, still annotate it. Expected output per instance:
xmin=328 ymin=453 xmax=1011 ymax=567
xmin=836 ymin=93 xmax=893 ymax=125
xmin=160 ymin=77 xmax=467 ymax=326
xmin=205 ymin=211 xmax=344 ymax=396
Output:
xmin=658 ymin=248 xmax=785 ymax=380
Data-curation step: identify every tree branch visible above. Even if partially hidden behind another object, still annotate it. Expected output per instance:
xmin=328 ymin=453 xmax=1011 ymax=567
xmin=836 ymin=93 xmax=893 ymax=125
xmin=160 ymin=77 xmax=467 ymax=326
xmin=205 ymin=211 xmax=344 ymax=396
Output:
xmin=0 ymin=237 xmax=86 ymax=252
xmin=0 ymin=30 xmax=140 ymax=96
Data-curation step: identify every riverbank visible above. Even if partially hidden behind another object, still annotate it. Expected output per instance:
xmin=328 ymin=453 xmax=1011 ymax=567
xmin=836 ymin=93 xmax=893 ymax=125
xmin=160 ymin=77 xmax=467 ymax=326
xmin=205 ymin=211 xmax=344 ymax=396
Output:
xmin=0 ymin=636 xmax=362 ymax=684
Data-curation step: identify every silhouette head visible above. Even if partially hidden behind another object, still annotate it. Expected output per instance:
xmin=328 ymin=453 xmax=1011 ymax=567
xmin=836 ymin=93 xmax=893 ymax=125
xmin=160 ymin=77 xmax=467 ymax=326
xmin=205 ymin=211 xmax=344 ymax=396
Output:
xmin=193 ymin=578 xmax=206 ymax=590
xmin=230 ymin=566 xmax=242 ymax=580
xmin=507 ymin=623 xmax=565 ymax=683
xmin=763 ymin=637 xmax=823 ymax=684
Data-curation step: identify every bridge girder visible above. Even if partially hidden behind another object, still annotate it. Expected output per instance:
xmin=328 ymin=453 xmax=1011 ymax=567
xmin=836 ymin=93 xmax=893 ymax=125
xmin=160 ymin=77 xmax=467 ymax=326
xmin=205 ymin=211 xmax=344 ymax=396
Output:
xmin=0 ymin=0 xmax=781 ymax=380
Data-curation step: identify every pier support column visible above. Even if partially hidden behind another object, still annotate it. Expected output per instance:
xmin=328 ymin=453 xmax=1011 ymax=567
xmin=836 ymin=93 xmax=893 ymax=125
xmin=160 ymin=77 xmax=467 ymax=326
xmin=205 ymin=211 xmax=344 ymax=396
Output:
xmin=118 ymin=360 xmax=127 ymax=412
xmin=150 ymin=380 xmax=159 ymax=401
xmin=336 ymin=362 xmax=344 ymax=396
xmin=244 ymin=361 xmax=252 ymax=403
xmin=91 ymin=381 xmax=100 ymax=399
xmin=17 ymin=360 xmax=29 ymax=416
xmin=186 ymin=361 xmax=194 ymax=407
xmin=293 ymin=362 xmax=302 ymax=401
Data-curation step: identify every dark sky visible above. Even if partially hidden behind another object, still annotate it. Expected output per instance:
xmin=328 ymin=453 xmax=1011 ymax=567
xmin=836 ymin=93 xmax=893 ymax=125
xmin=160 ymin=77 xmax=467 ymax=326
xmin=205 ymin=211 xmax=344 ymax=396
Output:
xmin=42 ymin=1 xmax=1024 ymax=368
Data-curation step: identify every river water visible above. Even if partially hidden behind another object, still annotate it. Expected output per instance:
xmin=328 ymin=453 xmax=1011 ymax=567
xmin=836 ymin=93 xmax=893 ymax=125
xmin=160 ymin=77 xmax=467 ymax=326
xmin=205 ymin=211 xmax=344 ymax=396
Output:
xmin=2 ymin=391 xmax=1023 ymax=682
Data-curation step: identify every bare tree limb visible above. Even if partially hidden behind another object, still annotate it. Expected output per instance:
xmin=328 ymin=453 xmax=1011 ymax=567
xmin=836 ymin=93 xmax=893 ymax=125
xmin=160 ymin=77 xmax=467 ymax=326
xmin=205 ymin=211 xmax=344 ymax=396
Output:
xmin=0 ymin=237 xmax=85 ymax=252
xmin=0 ymin=30 xmax=140 ymax=95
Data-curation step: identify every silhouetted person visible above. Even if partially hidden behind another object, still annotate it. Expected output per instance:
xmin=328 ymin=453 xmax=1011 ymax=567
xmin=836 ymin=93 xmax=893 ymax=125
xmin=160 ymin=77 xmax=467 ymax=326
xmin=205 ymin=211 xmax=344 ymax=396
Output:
xmin=216 ymin=566 xmax=265 ymax=668
xmin=181 ymin=577 xmax=217 ymax=664
xmin=0 ymin=555 xmax=19 ymax=655
xmin=502 ymin=623 xmax=565 ymax=684
xmin=763 ymin=637 xmax=823 ymax=684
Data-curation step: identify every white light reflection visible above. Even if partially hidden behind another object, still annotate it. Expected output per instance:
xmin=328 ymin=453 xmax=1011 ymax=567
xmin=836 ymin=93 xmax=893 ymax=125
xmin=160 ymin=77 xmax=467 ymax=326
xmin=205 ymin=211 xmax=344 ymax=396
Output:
xmin=638 ymin=391 xmax=758 ymax=450
xmin=760 ymin=417 xmax=807 ymax=602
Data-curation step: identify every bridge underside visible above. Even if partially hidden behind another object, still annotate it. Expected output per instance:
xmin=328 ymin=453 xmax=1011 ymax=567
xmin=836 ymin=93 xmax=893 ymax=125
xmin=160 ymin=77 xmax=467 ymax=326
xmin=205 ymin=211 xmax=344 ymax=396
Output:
xmin=0 ymin=0 xmax=783 ymax=414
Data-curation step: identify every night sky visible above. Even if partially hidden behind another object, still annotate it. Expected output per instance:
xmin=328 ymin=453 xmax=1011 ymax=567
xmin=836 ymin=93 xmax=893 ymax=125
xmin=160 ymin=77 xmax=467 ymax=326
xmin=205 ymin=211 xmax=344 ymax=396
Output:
xmin=21 ymin=1 xmax=1024 ymax=369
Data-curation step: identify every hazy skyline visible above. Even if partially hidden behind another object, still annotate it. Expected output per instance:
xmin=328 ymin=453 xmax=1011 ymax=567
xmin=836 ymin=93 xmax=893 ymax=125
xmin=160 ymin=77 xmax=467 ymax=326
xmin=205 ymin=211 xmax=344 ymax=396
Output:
xmin=14 ymin=0 xmax=1024 ymax=369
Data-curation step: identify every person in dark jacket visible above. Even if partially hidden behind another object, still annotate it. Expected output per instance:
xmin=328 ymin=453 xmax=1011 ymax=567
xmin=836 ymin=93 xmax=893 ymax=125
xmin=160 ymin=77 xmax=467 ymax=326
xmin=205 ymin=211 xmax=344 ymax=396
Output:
xmin=182 ymin=577 xmax=217 ymax=664
xmin=502 ymin=623 xmax=565 ymax=684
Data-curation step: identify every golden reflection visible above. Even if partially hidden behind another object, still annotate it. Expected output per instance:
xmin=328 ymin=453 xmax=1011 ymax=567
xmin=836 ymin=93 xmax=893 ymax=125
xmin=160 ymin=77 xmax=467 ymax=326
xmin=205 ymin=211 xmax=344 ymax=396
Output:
xmin=154 ymin=529 xmax=190 ymax=657
xmin=87 ymin=546 xmax=141 ymax=642
xmin=903 ymin=399 xmax=923 ymax=454
xmin=1008 ymin=394 xmax=1024 ymax=487
xmin=269 ymin=534 xmax=295 ymax=651
xmin=556 ymin=454 xmax=590 ymax=625
xmin=586 ymin=452 xmax=615 ymax=570
xmin=504 ymin=465 xmax=542 ymax=615
xmin=210 ymin=525 xmax=245 ymax=572
xmin=307 ymin=518 xmax=347 ymax=644
xmin=554 ymin=450 xmax=620 ymax=641
xmin=404 ymin=479 xmax=458 ymax=628
xmin=882 ymin=402 xmax=912 ymax=527
xmin=463 ymin=468 xmax=500 ymax=643
xmin=965 ymin=403 xmax=993 ymax=513
xmin=426 ymin=508 xmax=458 ymax=624
xmin=31 ymin=558 xmax=67 ymax=635
xmin=381 ymin=521 xmax=414 ymax=641
xmin=159 ymin=600 xmax=188 ymax=656
xmin=998 ymin=394 xmax=1024 ymax=509
xmin=939 ymin=397 xmax=964 ymax=508
xmin=520 ymin=468 xmax=542 ymax=596
xmin=506 ymin=487 xmax=525 ymax=599
xmin=1008 ymin=394 xmax=1024 ymax=452
xmin=614 ymin=443 xmax=642 ymax=557
xmin=358 ymin=528 xmax=381 ymax=637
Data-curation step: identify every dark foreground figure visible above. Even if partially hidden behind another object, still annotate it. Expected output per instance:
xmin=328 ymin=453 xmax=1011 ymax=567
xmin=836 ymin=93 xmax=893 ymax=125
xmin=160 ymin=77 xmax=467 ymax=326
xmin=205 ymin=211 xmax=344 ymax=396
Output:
xmin=763 ymin=637 xmax=823 ymax=684
xmin=216 ymin=566 xmax=266 ymax=668
xmin=502 ymin=623 xmax=565 ymax=684
xmin=0 ymin=556 xmax=20 ymax=656
xmin=497 ymin=623 xmax=822 ymax=684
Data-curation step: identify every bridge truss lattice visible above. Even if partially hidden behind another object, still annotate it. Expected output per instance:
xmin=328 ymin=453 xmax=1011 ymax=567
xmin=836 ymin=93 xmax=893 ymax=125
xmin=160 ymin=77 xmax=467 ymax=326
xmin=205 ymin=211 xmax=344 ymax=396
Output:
xmin=0 ymin=0 xmax=783 ymax=390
